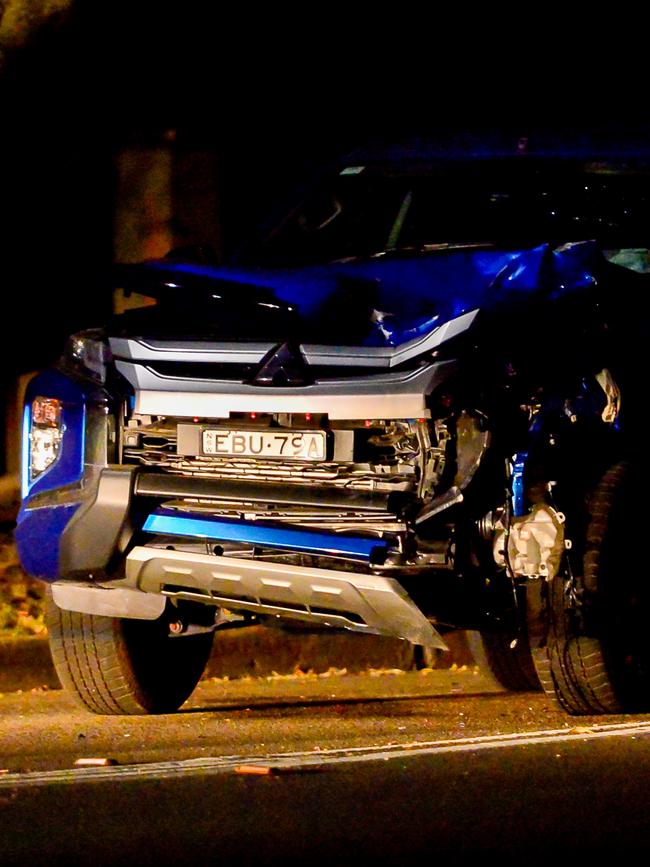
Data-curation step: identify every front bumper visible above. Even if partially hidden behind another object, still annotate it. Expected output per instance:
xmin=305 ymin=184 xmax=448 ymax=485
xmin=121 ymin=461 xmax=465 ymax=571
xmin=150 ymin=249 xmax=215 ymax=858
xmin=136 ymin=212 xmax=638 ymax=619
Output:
xmin=19 ymin=464 xmax=403 ymax=581
xmin=52 ymin=545 xmax=447 ymax=649
xmin=25 ymin=459 xmax=447 ymax=648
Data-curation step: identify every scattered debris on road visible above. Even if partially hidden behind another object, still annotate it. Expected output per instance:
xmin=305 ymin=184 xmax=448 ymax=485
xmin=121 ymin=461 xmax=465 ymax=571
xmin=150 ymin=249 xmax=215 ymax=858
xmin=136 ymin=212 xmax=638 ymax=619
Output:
xmin=73 ymin=758 xmax=118 ymax=768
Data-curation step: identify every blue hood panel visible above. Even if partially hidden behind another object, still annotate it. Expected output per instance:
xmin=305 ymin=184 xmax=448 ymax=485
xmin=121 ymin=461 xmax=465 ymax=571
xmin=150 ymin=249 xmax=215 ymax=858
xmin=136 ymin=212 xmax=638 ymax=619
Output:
xmin=118 ymin=241 xmax=604 ymax=347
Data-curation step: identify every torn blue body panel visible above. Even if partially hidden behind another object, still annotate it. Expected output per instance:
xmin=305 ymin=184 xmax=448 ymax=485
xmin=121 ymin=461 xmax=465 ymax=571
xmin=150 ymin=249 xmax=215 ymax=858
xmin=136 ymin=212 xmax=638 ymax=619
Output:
xmin=143 ymin=508 xmax=391 ymax=562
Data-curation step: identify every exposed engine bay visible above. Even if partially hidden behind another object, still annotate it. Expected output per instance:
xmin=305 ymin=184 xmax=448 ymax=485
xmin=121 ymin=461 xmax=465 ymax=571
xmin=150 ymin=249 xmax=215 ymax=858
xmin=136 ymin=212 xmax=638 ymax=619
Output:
xmin=119 ymin=408 xmax=492 ymax=574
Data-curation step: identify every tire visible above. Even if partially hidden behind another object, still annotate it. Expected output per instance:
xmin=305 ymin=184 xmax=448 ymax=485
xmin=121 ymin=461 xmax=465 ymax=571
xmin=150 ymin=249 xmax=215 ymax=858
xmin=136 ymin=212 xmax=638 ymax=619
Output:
xmin=466 ymin=629 xmax=541 ymax=691
xmin=46 ymin=592 xmax=215 ymax=715
xmin=531 ymin=462 xmax=650 ymax=715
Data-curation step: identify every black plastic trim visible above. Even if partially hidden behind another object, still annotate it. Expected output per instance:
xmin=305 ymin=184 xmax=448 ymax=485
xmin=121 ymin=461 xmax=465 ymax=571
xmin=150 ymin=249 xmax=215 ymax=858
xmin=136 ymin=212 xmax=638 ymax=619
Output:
xmin=59 ymin=466 xmax=138 ymax=576
xmin=134 ymin=471 xmax=391 ymax=512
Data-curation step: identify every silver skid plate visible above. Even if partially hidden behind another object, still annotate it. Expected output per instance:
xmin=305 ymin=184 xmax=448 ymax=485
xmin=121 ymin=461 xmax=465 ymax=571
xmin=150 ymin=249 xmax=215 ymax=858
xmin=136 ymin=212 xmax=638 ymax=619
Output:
xmin=126 ymin=546 xmax=447 ymax=650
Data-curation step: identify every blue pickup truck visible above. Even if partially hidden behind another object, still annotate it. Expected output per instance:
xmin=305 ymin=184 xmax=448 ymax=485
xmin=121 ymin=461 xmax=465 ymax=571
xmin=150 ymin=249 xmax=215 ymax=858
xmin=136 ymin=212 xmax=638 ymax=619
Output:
xmin=16 ymin=137 xmax=650 ymax=715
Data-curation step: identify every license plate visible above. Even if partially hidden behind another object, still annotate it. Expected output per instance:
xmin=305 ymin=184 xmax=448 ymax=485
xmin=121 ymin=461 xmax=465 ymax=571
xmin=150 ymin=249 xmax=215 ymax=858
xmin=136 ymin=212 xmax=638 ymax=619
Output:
xmin=201 ymin=429 xmax=327 ymax=461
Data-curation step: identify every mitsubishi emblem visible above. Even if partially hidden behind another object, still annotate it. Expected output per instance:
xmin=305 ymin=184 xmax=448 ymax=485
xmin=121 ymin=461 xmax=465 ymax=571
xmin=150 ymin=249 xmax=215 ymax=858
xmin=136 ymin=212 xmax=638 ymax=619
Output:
xmin=251 ymin=342 xmax=312 ymax=387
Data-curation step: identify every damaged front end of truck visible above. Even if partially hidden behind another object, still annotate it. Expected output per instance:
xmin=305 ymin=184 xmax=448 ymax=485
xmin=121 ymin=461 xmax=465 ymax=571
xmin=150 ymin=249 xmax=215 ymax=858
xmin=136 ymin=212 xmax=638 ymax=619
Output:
xmin=16 ymin=147 xmax=650 ymax=714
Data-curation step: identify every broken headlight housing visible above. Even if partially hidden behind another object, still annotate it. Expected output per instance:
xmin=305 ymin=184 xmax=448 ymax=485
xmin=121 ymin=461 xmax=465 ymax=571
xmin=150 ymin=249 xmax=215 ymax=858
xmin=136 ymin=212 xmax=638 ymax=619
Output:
xmin=28 ymin=397 xmax=64 ymax=480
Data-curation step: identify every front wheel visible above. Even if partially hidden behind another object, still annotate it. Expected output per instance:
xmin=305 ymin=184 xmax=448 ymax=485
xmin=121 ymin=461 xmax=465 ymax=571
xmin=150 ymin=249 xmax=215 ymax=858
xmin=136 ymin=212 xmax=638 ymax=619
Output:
xmin=46 ymin=593 xmax=215 ymax=715
xmin=531 ymin=463 xmax=650 ymax=714
xmin=467 ymin=629 xmax=540 ymax=692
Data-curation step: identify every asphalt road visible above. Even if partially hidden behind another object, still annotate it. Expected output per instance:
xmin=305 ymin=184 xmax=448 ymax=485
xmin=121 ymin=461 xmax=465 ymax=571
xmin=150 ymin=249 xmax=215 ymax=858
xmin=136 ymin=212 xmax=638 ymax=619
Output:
xmin=1 ymin=668 xmax=516 ymax=772
xmin=2 ymin=669 xmax=650 ymax=865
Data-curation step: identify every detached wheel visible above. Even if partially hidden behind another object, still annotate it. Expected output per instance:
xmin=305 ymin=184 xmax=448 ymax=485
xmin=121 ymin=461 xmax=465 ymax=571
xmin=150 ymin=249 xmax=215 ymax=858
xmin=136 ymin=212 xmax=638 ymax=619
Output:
xmin=531 ymin=462 xmax=650 ymax=714
xmin=467 ymin=629 xmax=540 ymax=691
xmin=46 ymin=593 xmax=214 ymax=715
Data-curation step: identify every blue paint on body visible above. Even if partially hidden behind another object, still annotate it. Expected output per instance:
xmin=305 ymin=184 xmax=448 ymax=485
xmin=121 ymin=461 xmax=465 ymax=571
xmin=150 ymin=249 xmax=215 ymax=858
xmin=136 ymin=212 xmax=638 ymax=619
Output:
xmin=17 ymin=370 xmax=88 ymax=580
xmin=14 ymin=502 xmax=81 ymax=580
xmin=138 ymin=241 xmax=604 ymax=347
xmin=511 ymin=452 xmax=528 ymax=517
xmin=143 ymin=509 xmax=389 ymax=561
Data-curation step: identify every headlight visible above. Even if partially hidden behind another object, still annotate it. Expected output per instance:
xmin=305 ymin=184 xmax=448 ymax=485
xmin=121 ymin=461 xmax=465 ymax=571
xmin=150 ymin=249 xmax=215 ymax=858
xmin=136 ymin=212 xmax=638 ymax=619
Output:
xmin=29 ymin=397 xmax=64 ymax=479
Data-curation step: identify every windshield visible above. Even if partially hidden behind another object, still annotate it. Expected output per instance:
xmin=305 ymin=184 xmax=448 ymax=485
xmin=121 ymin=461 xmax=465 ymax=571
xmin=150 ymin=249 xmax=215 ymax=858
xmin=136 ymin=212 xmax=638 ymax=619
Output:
xmin=241 ymin=158 xmax=650 ymax=268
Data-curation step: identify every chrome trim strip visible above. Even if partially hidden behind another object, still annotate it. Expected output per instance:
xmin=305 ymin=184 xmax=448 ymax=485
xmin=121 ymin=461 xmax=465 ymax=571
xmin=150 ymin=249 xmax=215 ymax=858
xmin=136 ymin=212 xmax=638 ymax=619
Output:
xmin=117 ymin=359 xmax=443 ymax=389
xmin=109 ymin=310 xmax=477 ymax=369
xmin=302 ymin=310 xmax=478 ymax=367
xmin=117 ymin=360 xmax=454 ymax=418
xmin=110 ymin=337 xmax=273 ymax=364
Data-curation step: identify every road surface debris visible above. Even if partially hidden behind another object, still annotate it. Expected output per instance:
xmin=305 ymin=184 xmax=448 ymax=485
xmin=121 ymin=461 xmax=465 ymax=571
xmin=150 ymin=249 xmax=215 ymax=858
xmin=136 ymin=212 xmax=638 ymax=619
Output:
xmin=74 ymin=757 xmax=118 ymax=768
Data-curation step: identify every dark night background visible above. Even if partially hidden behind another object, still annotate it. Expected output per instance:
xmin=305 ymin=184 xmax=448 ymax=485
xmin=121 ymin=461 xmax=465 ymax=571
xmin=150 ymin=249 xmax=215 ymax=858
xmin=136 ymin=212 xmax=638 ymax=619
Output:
xmin=0 ymin=4 xmax=646 ymax=378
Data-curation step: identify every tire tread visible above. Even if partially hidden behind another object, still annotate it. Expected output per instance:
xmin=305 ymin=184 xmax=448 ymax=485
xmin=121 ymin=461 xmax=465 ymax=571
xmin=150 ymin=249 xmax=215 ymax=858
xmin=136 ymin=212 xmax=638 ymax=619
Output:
xmin=45 ymin=591 xmax=213 ymax=715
